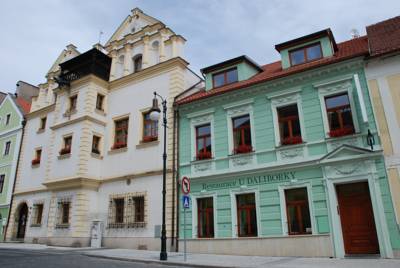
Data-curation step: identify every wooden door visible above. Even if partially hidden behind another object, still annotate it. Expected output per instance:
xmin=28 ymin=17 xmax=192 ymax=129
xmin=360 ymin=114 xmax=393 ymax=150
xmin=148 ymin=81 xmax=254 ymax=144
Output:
xmin=17 ymin=204 xmax=28 ymax=239
xmin=336 ymin=182 xmax=379 ymax=255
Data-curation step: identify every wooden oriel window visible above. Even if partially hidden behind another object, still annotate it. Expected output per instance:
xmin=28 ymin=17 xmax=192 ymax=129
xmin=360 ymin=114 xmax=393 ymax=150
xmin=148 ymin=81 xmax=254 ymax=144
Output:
xmin=113 ymin=118 xmax=129 ymax=149
xmin=115 ymin=198 xmax=125 ymax=224
xmin=69 ymin=95 xmax=77 ymax=111
xmin=236 ymin=193 xmax=257 ymax=237
xmin=325 ymin=93 xmax=355 ymax=137
xmin=289 ymin=43 xmax=322 ymax=66
xmin=133 ymin=196 xmax=145 ymax=222
xmin=0 ymin=174 xmax=4 ymax=193
xmin=96 ymin=94 xmax=105 ymax=111
xmin=4 ymin=141 xmax=11 ymax=155
xmin=133 ymin=55 xmax=142 ymax=73
xmin=197 ymin=197 xmax=214 ymax=238
xmin=33 ymin=204 xmax=44 ymax=225
xmin=59 ymin=136 xmax=72 ymax=155
xmin=232 ymin=115 xmax=252 ymax=154
xmin=142 ymin=112 xmax=158 ymax=142
xmin=61 ymin=202 xmax=70 ymax=224
xmin=285 ymin=188 xmax=312 ymax=235
xmin=277 ymin=104 xmax=302 ymax=145
xmin=195 ymin=124 xmax=212 ymax=160
xmin=32 ymin=149 xmax=42 ymax=165
xmin=39 ymin=117 xmax=47 ymax=130
xmin=92 ymin=135 xmax=101 ymax=154
xmin=212 ymin=68 xmax=238 ymax=88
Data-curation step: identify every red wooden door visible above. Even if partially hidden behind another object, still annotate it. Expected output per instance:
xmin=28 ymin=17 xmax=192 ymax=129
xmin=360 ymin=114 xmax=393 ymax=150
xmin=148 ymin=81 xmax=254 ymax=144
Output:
xmin=336 ymin=182 xmax=379 ymax=255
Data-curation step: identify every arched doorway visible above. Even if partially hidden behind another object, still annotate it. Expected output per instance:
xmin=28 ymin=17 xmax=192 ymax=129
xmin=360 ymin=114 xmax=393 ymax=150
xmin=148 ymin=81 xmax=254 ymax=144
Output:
xmin=16 ymin=203 xmax=28 ymax=239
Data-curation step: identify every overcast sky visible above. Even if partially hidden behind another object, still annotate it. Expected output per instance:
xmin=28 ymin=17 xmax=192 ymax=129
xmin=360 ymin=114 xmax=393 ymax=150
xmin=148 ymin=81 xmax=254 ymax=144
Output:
xmin=0 ymin=0 xmax=399 ymax=92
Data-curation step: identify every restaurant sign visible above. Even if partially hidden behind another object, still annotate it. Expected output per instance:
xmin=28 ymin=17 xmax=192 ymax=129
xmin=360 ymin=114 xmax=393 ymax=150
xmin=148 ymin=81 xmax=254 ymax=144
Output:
xmin=202 ymin=171 xmax=296 ymax=191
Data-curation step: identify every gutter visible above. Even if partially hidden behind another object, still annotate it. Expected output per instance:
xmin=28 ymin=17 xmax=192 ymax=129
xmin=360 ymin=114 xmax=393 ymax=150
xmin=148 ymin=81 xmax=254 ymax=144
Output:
xmin=3 ymin=119 xmax=26 ymax=241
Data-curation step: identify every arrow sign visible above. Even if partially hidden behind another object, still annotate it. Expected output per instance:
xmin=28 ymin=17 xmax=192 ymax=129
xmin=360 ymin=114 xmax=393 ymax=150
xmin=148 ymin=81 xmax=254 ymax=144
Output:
xmin=181 ymin=176 xmax=190 ymax=194
xmin=183 ymin=195 xmax=190 ymax=209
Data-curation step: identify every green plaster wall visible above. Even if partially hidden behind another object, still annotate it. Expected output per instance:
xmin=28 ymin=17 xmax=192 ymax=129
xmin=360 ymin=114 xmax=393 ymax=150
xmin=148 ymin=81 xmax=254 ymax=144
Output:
xmin=0 ymin=207 xmax=10 ymax=241
xmin=205 ymin=62 xmax=260 ymax=90
xmin=0 ymin=98 xmax=22 ymax=132
xmin=280 ymin=36 xmax=334 ymax=69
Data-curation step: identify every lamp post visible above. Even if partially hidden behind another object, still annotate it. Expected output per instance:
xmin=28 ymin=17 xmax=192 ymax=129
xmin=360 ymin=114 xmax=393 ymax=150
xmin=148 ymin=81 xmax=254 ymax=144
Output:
xmin=149 ymin=91 xmax=168 ymax=261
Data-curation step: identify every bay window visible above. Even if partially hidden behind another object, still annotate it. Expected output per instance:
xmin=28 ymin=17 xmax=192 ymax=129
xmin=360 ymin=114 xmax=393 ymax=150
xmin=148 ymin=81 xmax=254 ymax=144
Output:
xmin=236 ymin=193 xmax=257 ymax=237
xmin=325 ymin=93 xmax=355 ymax=137
xmin=197 ymin=197 xmax=214 ymax=238
xmin=195 ymin=124 xmax=212 ymax=160
xmin=232 ymin=115 xmax=252 ymax=154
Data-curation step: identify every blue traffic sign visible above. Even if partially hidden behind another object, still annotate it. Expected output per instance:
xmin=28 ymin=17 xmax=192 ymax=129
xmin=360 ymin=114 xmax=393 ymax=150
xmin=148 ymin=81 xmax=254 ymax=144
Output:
xmin=183 ymin=195 xmax=190 ymax=209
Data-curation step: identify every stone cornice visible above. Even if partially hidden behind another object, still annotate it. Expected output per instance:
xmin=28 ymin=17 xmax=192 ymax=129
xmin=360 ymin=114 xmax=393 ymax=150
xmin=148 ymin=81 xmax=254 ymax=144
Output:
xmin=50 ymin=115 xmax=106 ymax=130
xmin=26 ymin=104 xmax=56 ymax=119
xmin=109 ymin=57 xmax=189 ymax=90
xmin=13 ymin=186 xmax=48 ymax=196
xmin=42 ymin=177 xmax=101 ymax=191
xmin=101 ymin=169 xmax=172 ymax=183
xmin=70 ymin=74 xmax=109 ymax=90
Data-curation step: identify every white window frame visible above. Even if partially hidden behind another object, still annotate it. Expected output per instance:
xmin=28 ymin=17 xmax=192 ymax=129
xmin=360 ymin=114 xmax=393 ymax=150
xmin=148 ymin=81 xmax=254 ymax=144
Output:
xmin=230 ymin=188 xmax=261 ymax=238
xmin=267 ymin=88 xmax=306 ymax=147
xmin=191 ymin=193 xmax=218 ymax=239
xmin=224 ymin=99 xmax=256 ymax=155
xmin=278 ymin=183 xmax=316 ymax=236
xmin=188 ymin=109 xmax=215 ymax=162
xmin=315 ymin=76 xmax=360 ymax=138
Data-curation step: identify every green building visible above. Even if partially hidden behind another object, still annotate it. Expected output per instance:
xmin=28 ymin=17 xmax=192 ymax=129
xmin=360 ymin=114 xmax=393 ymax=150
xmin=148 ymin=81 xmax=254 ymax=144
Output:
xmin=175 ymin=29 xmax=400 ymax=258
xmin=0 ymin=82 xmax=36 ymax=241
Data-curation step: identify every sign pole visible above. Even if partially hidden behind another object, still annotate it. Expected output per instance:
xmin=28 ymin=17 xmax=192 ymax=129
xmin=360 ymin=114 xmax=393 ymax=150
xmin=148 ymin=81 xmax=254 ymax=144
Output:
xmin=181 ymin=177 xmax=190 ymax=262
xmin=184 ymin=204 xmax=187 ymax=262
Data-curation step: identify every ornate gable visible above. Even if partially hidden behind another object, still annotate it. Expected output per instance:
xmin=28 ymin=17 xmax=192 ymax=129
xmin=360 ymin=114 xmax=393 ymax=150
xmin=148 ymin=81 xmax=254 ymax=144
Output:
xmin=46 ymin=44 xmax=80 ymax=78
xmin=105 ymin=8 xmax=161 ymax=47
xmin=320 ymin=144 xmax=375 ymax=163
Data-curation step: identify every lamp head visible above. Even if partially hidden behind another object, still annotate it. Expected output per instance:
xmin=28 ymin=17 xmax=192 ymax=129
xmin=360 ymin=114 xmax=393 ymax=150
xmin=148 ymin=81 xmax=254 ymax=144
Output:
xmin=149 ymin=93 xmax=161 ymax=121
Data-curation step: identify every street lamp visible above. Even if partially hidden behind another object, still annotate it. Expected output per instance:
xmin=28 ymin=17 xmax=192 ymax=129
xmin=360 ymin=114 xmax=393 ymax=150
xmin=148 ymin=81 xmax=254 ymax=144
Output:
xmin=149 ymin=91 xmax=168 ymax=261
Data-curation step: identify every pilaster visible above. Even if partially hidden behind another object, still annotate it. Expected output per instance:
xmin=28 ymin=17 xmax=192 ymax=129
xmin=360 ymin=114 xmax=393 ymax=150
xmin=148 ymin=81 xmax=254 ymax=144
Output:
xmin=142 ymin=36 xmax=150 ymax=68
xmin=123 ymin=44 xmax=133 ymax=76
xmin=109 ymin=50 xmax=118 ymax=81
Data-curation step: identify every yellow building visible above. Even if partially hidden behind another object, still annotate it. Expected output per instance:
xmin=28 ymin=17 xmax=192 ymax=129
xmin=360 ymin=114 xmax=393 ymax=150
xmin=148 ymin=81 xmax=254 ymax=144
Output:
xmin=365 ymin=16 xmax=400 ymax=228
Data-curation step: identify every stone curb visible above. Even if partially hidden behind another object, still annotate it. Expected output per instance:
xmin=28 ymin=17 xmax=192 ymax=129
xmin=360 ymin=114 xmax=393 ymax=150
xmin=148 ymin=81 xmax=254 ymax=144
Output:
xmin=83 ymin=253 xmax=236 ymax=268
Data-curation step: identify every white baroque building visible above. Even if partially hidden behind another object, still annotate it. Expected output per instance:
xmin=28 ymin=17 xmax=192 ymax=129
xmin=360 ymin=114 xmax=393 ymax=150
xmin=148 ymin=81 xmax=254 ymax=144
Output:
xmin=6 ymin=8 xmax=202 ymax=249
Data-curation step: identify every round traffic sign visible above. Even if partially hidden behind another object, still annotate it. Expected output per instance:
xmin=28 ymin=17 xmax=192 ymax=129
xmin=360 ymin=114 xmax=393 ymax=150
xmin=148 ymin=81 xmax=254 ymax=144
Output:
xmin=181 ymin=176 xmax=190 ymax=194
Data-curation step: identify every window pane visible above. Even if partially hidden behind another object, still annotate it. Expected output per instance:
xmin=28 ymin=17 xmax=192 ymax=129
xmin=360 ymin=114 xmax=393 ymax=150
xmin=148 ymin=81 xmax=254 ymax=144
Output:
xmin=233 ymin=115 xmax=250 ymax=128
xmin=226 ymin=69 xmax=238 ymax=84
xmin=306 ymin=44 xmax=322 ymax=61
xmin=290 ymin=49 xmax=305 ymax=65
xmin=197 ymin=197 xmax=214 ymax=238
xmin=285 ymin=188 xmax=311 ymax=235
xmin=325 ymin=94 xmax=350 ymax=109
xmin=197 ymin=124 xmax=210 ymax=136
xmin=213 ymin=73 xmax=225 ymax=87
xmin=236 ymin=193 xmax=257 ymax=237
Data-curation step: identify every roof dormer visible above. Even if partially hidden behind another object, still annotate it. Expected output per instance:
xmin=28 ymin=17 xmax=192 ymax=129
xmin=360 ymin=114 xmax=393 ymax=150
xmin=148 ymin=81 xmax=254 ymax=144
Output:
xmin=201 ymin=55 xmax=262 ymax=90
xmin=275 ymin=28 xmax=338 ymax=69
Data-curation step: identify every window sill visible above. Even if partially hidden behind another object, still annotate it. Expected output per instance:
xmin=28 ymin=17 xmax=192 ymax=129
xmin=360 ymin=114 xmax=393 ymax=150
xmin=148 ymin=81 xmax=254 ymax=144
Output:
xmin=325 ymin=132 xmax=360 ymax=140
xmin=108 ymin=147 xmax=128 ymax=155
xmin=55 ymin=224 xmax=70 ymax=229
xmin=229 ymin=151 xmax=255 ymax=157
xmin=275 ymin=142 xmax=306 ymax=150
xmin=95 ymin=109 xmax=106 ymax=116
xmin=31 ymin=163 xmax=40 ymax=168
xmin=30 ymin=224 xmax=42 ymax=227
xmin=91 ymin=152 xmax=103 ymax=159
xmin=63 ymin=109 xmax=77 ymax=117
xmin=36 ymin=129 xmax=45 ymax=134
xmin=191 ymin=157 xmax=214 ymax=163
xmin=58 ymin=153 xmax=71 ymax=160
xmin=136 ymin=140 xmax=159 ymax=149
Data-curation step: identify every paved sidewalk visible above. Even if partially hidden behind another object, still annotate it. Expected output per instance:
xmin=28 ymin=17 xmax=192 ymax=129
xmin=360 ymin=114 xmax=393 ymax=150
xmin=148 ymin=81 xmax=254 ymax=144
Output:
xmin=82 ymin=248 xmax=400 ymax=268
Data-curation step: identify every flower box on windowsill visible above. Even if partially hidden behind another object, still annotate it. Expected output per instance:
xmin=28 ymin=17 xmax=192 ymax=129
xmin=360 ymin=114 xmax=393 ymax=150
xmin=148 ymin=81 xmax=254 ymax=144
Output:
xmin=31 ymin=159 xmax=41 ymax=166
xmin=328 ymin=127 xmax=354 ymax=138
xmin=59 ymin=148 xmax=71 ymax=155
xmin=142 ymin=136 xmax=158 ymax=143
xmin=281 ymin=136 xmax=303 ymax=146
xmin=111 ymin=142 xmax=127 ymax=150
xmin=196 ymin=151 xmax=212 ymax=161
xmin=233 ymin=145 xmax=253 ymax=155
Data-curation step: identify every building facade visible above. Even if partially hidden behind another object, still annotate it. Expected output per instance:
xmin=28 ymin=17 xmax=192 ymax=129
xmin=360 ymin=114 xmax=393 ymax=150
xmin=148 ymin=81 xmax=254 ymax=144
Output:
xmin=0 ymin=90 xmax=35 ymax=241
xmin=6 ymin=8 xmax=201 ymax=249
xmin=176 ymin=29 xmax=400 ymax=258
xmin=365 ymin=16 xmax=400 ymax=230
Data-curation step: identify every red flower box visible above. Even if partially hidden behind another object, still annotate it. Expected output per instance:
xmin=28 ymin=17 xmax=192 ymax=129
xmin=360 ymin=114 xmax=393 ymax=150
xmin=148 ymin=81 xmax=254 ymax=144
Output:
xmin=59 ymin=147 xmax=71 ymax=155
xmin=142 ymin=136 xmax=158 ymax=142
xmin=31 ymin=159 xmax=40 ymax=165
xmin=281 ymin=136 xmax=303 ymax=145
xmin=234 ymin=145 xmax=253 ymax=154
xmin=328 ymin=127 xmax=354 ymax=138
xmin=196 ymin=151 xmax=212 ymax=160
xmin=112 ymin=141 xmax=127 ymax=150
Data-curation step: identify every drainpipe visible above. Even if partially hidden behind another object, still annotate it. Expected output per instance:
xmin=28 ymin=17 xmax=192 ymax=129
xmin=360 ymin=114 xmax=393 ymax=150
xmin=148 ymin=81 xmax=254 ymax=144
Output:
xmin=4 ymin=119 xmax=26 ymax=241
xmin=175 ymin=107 xmax=180 ymax=252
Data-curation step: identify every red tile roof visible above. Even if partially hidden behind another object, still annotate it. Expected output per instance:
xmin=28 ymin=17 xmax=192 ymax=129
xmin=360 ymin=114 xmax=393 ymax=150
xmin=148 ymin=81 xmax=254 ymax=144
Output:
xmin=367 ymin=16 xmax=400 ymax=57
xmin=177 ymin=36 xmax=369 ymax=105
xmin=15 ymin=97 xmax=31 ymax=114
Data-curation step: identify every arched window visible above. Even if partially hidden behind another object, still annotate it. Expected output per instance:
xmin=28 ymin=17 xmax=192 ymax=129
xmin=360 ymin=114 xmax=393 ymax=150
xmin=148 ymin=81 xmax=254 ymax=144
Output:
xmin=133 ymin=54 xmax=142 ymax=73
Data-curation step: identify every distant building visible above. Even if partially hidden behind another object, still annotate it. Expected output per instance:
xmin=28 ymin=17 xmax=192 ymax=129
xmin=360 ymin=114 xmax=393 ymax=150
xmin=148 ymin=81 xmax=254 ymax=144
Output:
xmin=175 ymin=27 xmax=400 ymax=258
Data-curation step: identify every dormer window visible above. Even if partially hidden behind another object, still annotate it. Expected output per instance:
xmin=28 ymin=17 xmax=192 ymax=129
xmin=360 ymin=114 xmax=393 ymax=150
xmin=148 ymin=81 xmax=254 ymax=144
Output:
xmin=289 ymin=43 xmax=322 ymax=66
xmin=212 ymin=68 xmax=238 ymax=88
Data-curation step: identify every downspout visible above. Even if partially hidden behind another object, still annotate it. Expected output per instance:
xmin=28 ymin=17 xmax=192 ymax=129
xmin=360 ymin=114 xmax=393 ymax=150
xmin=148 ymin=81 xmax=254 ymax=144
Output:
xmin=175 ymin=107 xmax=180 ymax=252
xmin=4 ymin=119 xmax=26 ymax=241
